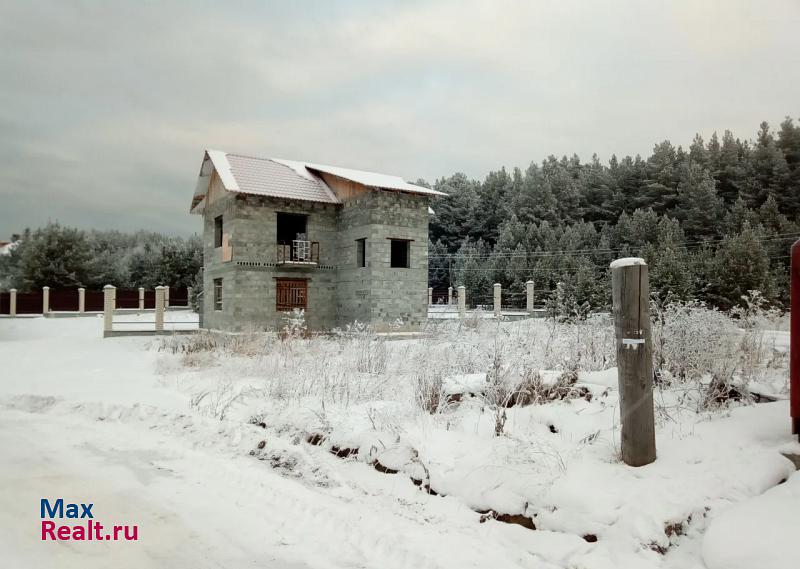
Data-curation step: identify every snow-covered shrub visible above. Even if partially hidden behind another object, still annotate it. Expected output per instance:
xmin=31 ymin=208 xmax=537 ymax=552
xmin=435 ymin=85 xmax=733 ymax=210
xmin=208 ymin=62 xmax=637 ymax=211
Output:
xmin=650 ymin=295 xmax=783 ymax=410
xmin=158 ymin=327 xmax=281 ymax=360
xmin=731 ymin=290 xmax=785 ymax=386
xmin=651 ymin=299 xmax=738 ymax=382
xmin=190 ymin=380 xmax=255 ymax=420
xmin=281 ymin=308 xmax=307 ymax=339
xmin=413 ymin=361 xmax=446 ymax=414
xmin=463 ymin=306 xmax=485 ymax=330
xmin=730 ymin=290 xmax=782 ymax=329
xmin=560 ymin=314 xmax=614 ymax=371
xmin=181 ymin=350 xmax=217 ymax=368
xmin=484 ymin=338 xmax=514 ymax=435
xmin=225 ymin=328 xmax=279 ymax=358
xmin=335 ymin=321 xmax=388 ymax=375
xmin=157 ymin=330 xmax=218 ymax=354
xmin=512 ymin=368 xmax=545 ymax=406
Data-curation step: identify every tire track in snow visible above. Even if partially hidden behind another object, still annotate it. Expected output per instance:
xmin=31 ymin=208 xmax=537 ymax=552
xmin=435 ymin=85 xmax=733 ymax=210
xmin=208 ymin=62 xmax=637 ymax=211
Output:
xmin=1 ymin=395 xmax=565 ymax=569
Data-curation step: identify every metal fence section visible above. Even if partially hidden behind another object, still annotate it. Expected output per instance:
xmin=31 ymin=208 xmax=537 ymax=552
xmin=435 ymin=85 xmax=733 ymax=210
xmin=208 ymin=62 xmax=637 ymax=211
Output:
xmin=0 ymin=286 xmax=190 ymax=315
xmin=49 ymin=288 xmax=80 ymax=311
xmin=15 ymin=292 xmax=43 ymax=314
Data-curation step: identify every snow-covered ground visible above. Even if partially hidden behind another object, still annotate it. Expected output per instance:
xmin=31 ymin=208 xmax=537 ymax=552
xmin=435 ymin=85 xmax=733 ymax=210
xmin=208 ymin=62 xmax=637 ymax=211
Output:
xmin=1 ymin=315 xmax=798 ymax=569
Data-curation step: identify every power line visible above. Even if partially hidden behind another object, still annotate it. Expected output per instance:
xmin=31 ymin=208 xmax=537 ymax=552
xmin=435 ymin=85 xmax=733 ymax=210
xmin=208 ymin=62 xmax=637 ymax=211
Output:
xmin=428 ymin=233 xmax=799 ymax=261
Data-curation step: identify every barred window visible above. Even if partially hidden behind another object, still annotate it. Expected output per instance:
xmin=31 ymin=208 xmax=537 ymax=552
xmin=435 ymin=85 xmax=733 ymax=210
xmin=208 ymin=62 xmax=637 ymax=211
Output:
xmin=276 ymin=278 xmax=307 ymax=311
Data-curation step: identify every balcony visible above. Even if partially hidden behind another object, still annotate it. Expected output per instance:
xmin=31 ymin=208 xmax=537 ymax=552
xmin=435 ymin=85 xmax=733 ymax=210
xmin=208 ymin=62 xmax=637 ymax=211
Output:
xmin=277 ymin=240 xmax=319 ymax=266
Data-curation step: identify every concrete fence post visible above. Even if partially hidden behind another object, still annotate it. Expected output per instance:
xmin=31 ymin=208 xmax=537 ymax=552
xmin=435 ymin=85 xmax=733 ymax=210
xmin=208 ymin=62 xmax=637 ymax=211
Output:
xmin=164 ymin=286 xmax=170 ymax=308
xmin=457 ymin=285 xmax=466 ymax=318
xmin=447 ymin=286 xmax=453 ymax=305
xmin=428 ymin=287 xmax=433 ymax=306
xmin=78 ymin=287 xmax=85 ymax=313
xmin=42 ymin=286 xmax=50 ymax=315
xmin=103 ymin=285 xmax=115 ymax=337
xmin=155 ymin=286 xmax=165 ymax=333
xmin=610 ymin=257 xmax=656 ymax=467
xmin=187 ymin=286 xmax=193 ymax=308
xmin=526 ymin=280 xmax=535 ymax=314
xmin=9 ymin=288 xmax=17 ymax=317
xmin=493 ymin=283 xmax=501 ymax=318
xmin=138 ymin=287 xmax=145 ymax=310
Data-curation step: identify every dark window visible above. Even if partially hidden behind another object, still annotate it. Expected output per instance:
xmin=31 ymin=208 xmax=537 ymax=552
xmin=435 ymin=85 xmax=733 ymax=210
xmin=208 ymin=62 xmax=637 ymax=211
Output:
xmin=277 ymin=213 xmax=310 ymax=262
xmin=276 ymin=278 xmax=307 ymax=311
xmin=276 ymin=212 xmax=308 ymax=244
xmin=356 ymin=239 xmax=366 ymax=268
xmin=390 ymin=239 xmax=410 ymax=268
xmin=213 ymin=278 xmax=223 ymax=310
xmin=214 ymin=216 xmax=223 ymax=248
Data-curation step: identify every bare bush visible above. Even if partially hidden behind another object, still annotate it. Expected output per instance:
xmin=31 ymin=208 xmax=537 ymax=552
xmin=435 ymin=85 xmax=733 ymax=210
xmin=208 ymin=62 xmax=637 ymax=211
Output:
xmin=414 ymin=364 xmax=446 ymax=414
xmin=484 ymin=340 xmax=514 ymax=435
xmin=651 ymin=293 xmax=782 ymax=411
xmin=335 ymin=321 xmax=388 ymax=375
xmin=462 ymin=306 xmax=485 ymax=331
xmin=190 ymin=380 xmax=255 ymax=420
xmin=651 ymin=299 xmax=739 ymax=382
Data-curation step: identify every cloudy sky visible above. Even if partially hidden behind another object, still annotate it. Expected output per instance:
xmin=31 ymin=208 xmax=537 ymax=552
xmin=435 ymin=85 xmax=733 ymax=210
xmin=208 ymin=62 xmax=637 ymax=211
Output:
xmin=1 ymin=0 xmax=798 ymax=236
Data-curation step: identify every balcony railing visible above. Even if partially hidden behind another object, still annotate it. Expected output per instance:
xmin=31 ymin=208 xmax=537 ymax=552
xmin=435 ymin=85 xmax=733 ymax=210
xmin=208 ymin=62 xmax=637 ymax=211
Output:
xmin=277 ymin=240 xmax=319 ymax=265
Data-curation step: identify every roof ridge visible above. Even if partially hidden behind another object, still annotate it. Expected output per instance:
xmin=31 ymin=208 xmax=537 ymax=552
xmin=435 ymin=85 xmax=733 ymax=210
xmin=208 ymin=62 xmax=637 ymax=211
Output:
xmin=224 ymin=151 xmax=274 ymax=162
xmin=266 ymin=158 xmax=340 ymax=203
xmin=306 ymin=161 xmax=405 ymax=181
xmin=227 ymin=152 xmax=408 ymax=184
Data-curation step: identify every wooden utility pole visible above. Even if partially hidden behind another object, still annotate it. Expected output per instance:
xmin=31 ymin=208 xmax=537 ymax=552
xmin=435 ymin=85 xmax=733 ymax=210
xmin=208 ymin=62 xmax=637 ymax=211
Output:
xmin=611 ymin=257 xmax=656 ymax=466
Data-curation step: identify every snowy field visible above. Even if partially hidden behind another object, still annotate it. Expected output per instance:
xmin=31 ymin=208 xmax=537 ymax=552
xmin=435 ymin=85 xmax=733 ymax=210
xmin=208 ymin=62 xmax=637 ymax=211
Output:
xmin=1 ymin=310 xmax=798 ymax=569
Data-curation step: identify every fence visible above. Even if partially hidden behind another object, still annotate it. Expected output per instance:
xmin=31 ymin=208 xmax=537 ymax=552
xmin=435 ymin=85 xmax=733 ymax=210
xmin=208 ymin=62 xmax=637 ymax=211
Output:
xmin=430 ymin=282 xmax=551 ymax=310
xmin=0 ymin=286 xmax=191 ymax=316
xmin=104 ymin=286 xmax=198 ymax=337
xmin=428 ymin=281 xmax=552 ymax=320
xmin=12 ymin=292 xmax=45 ymax=314
xmin=430 ymin=288 xmax=451 ymax=305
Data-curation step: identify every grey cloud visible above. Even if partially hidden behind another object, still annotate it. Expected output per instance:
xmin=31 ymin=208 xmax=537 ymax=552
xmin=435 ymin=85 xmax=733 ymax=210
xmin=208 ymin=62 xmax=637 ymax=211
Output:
xmin=0 ymin=0 xmax=798 ymax=236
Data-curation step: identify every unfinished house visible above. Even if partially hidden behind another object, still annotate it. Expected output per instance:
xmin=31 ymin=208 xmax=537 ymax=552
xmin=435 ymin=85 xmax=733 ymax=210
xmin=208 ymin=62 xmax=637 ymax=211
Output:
xmin=190 ymin=150 xmax=445 ymax=331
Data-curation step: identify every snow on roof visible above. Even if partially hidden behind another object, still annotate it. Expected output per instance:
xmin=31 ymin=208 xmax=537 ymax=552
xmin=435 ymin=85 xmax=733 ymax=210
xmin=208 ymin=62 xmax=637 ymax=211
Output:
xmin=206 ymin=150 xmax=240 ymax=192
xmin=192 ymin=149 xmax=444 ymax=213
xmin=226 ymin=154 xmax=339 ymax=204
xmin=609 ymin=257 xmax=647 ymax=269
xmin=301 ymin=162 xmax=446 ymax=197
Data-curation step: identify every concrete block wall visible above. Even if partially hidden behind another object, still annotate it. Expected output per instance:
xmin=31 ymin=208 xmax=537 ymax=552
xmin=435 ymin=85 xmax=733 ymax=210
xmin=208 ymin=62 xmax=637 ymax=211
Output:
xmin=233 ymin=195 xmax=339 ymax=266
xmin=339 ymin=191 xmax=428 ymax=331
xmin=201 ymin=191 xmax=238 ymax=330
xmin=335 ymin=196 xmax=374 ymax=327
xmin=228 ymin=267 xmax=337 ymax=331
xmin=200 ymin=189 xmax=430 ymax=332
